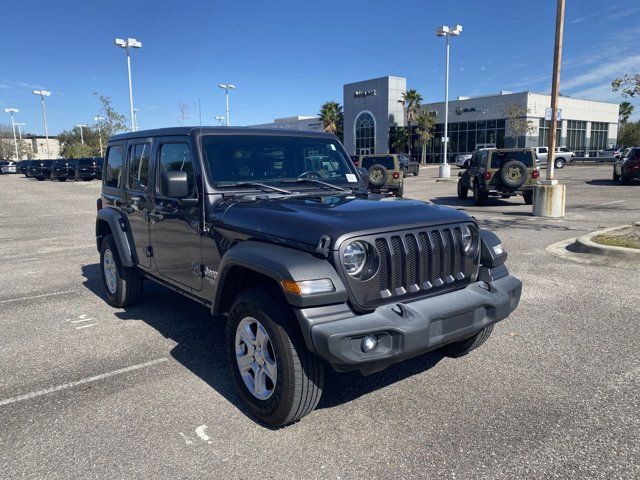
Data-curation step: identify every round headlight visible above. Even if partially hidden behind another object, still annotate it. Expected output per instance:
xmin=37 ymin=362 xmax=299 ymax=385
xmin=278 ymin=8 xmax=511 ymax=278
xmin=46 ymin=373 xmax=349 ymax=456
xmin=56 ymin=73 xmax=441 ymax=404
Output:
xmin=343 ymin=241 xmax=367 ymax=276
xmin=461 ymin=225 xmax=478 ymax=256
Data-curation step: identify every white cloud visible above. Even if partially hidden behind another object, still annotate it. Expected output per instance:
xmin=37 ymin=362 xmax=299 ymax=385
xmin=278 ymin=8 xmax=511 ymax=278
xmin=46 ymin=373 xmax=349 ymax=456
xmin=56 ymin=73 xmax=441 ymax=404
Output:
xmin=562 ymin=53 xmax=640 ymax=90
xmin=480 ymin=66 xmax=486 ymax=71
xmin=569 ymin=5 xmax=617 ymax=24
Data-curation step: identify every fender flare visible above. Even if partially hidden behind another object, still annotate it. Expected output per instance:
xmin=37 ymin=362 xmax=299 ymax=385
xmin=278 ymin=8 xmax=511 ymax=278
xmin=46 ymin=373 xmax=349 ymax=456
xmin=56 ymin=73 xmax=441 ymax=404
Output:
xmin=212 ymin=240 xmax=349 ymax=314
xmin=96 ymin=208 xmax=136 ymax=267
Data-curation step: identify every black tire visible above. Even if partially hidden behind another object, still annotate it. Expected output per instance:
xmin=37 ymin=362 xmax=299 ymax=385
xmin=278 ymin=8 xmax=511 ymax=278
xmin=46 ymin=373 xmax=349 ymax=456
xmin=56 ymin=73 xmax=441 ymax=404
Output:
xmin=473 ymin=183 xmax=488 ymax=206
xmin=620 ymin=174 xmax=630 ymax=185
xmin=367 ymin=164 xmax=388 ymax=188
xmin=394 ymin=183 xmax=404 ymax=198
xmin=414 ymin=166 xmax=419 ymax=176
xmin=499 ymin=160 xmax=527 ymax=189
xmin=439 ymin=325 xmax=494 ymax=358
xmin=36 ymin=177 xmax=45 ymax=181
xmin=58 ymin=178 xmax=67 ymax=182
xmin=226 ymin=287 xmax=324 ymax=427
xmin=99 ymin=234 xmax=143 ymax=308
xmin=613 ymin=169 xmax=620 ymax=181
xmin=523 ymin=190 xmax=533 ymax=205
xmin=457 ymin=179 xmax=468 ymax=199
xmin=554 ymin=158 xmax=565 ymax=169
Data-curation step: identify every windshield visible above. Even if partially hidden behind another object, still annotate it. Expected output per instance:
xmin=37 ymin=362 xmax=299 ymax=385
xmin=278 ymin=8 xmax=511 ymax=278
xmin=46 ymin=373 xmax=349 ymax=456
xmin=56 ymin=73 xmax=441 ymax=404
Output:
xmin=201 ymin=135 xmax=357 ymax=187
xmin=491 ymin=151 xmax=534 ymax=168
xmin=361 ymin=156 xmax=395 ymax=170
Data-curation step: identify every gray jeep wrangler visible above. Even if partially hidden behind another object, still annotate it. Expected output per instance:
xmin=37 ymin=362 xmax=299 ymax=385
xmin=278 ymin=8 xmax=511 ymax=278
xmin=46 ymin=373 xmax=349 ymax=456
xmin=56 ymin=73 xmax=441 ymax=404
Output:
xmin=96 ymin=127 xmax=522 ymax=426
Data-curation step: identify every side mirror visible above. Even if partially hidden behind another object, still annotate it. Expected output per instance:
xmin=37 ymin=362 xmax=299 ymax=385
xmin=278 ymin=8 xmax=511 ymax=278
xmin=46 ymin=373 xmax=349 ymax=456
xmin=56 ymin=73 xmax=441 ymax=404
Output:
xmin=358 ymin=167 xmax=369 ymax=187
xmin=161 ymin=170 xmax=190 ymax=198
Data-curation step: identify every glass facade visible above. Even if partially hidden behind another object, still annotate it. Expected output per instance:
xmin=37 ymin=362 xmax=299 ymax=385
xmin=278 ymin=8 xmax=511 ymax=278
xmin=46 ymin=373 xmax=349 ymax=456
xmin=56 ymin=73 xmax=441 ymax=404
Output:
xmin=538 ymin=119 xmax=563 ymax=147
xmin=589 ymin=122 xmax=608 ymax=153
xmin=355 ymin=112 xmax=375 ymax=154
xmin=566 ymin=120 xmax=587 ymax=155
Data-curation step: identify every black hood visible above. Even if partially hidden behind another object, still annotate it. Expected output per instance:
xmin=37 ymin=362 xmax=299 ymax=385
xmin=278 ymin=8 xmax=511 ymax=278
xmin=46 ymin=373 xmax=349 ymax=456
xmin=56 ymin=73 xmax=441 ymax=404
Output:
xmin=215 ymin=195 xmax=472 ymax=249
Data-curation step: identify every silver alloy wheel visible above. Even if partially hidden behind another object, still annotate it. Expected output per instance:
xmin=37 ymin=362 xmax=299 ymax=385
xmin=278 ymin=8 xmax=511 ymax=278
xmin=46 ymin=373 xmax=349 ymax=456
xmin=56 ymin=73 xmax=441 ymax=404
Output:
xmin=235 ymin=316 xmax=277 ymax=400
xmin=103 ymin=249 xmax=117 ymax=295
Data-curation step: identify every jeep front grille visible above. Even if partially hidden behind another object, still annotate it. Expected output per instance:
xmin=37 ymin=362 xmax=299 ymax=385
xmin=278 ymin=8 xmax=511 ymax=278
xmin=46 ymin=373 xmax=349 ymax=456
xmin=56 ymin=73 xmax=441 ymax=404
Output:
xmin=376 ymin=226 xmax=471 ymax=298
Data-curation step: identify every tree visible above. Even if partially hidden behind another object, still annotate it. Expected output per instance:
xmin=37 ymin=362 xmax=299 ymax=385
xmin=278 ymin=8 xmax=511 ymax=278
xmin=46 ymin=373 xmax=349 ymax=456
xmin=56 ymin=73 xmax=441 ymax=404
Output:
xmin=318 ymin=101 xmax=344 ymax=141
xmin=416 ymin=111 xmax=436 ymax=165
xmin=618 ymin=122 xmax=640 ymax=147
xmin=58 ymin=125 xmax=102 ymax=158
xmin=177 ymin=102 xmax=192 ymax=126
xmin=619 ymin=101 xmax=634 ymax=124
xmin=504 ymin=103 xmax=536 ymax=147
xmin=0 ymin=124 xmax=31 ymax=160
xmin=93 ymin=92 xmax=129 ymax=139
xmin=400 ymin=89 xmax=423 ymax=155
xmin=612 ymin=74 xmax=640 ymax=98
xmin=389 ymin=126 xmax=409 ymax=154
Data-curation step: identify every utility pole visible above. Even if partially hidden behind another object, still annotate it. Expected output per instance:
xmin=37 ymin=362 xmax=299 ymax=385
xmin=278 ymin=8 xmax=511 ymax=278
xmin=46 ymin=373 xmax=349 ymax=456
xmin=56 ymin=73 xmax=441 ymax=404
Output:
xmin=94 ymin=116 xmax=104 ymax=157
xmin=114 ymin=37 xmax=142 ymax=131
xmin=76 ymin=124 xmax=87 ymax=145
xmin=4 ymin=108 xmax=20 ymax=161
xmin=32 ymin=90 xmax=52 ymax=158
xmin=218 ymin=84 xmax=236 ymax=126
xmin=532 ymin=0 xmax=566 ymax=218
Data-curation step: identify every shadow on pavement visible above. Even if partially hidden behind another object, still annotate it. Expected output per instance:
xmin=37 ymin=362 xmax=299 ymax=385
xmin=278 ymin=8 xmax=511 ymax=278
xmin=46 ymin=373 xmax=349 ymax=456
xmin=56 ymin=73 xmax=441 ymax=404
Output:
xmin=81 ymin=263 xmax=444 ymax=423
xmin=431 ymin=196 xmax=523 ymax=208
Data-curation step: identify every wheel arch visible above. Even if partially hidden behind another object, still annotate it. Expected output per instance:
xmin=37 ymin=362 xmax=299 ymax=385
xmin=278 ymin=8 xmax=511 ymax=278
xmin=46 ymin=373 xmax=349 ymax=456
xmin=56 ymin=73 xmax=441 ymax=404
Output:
xmin=96 ymin=207 xmax=136 ymax=267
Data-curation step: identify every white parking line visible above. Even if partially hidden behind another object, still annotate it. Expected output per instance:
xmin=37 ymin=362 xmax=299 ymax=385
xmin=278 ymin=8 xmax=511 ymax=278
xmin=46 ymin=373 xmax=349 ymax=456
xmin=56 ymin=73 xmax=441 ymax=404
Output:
xmin=71 ymin=318 xmax=95 ymax=323
xmin=0 ymin=290 xmax=77 ymax=304
xmin=75 ymin=323 xmax=98 ymax=329
xmin=0 ymin=358 xmax=168 ymax=407
xmin=597 ymin=200 xmax=624 ymax=207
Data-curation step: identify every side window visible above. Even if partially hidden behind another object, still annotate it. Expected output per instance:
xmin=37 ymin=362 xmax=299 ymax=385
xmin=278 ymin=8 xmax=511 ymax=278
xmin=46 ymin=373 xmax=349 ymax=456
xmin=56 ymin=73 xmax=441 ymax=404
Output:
xmin=128 ymin=143 xmax=151 ymax=191
xmin=158 ymin=142 xmax=195 ymax=196
xmin=539 ymin=147 xmax=548 ymax=154
xmin=104 ymin=145 xmax=124 ymax=188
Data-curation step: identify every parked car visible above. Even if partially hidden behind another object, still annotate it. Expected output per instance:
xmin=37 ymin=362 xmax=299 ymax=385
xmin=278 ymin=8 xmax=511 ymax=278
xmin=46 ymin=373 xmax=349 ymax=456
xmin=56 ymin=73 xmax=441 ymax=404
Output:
xmin=74 ymin=157 xmax=103 ymax=181
xmin=533 ymin=146 xmax=574 ymax=169
xmin=458 ymin=148 xmax=539 ymax=205
xmin=358 ymin=153 xmax=404 ymax=197
xmin=28 ymin=159 xmax=54 ymax=180
xmin=50 ymin=159 xmax=78 ymax=181
xmin=95 ymin=127 xmax=522 ymax=426
xmin=398 ymin=153 xmax=419 ymax=176
xmin=598 ymin=147 xmax=622 ymax=158
xmin=455 ymin=153 xmax=473 ymax=168
xmin=0 ymin=161 xmax=18 ymax=174
xmin=613 ymin=147 xmax=640 ymax=184
xmin=17 ymin=161 xmax=31 ymax=175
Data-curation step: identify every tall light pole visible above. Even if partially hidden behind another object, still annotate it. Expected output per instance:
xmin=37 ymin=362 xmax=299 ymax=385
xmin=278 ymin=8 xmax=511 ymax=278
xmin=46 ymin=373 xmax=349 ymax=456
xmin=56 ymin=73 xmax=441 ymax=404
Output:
xmin=435 ymin=24 xmax=462 ymax=179
xmin=4 ymin=108 xmax=20 ymax=160
xmin=94 ymin=116 xmax=104 ymax=157
xmin=32 ymin=90 xmax=52 ymax=158
xmin=133 ymin=108 xmax=140 ymax=131
xmin=215 ymin=115 xmax=225 ymax=125
xmin=15 ymin=123 xmax=25 ymax=141
xmin=75 ymin=124 xmax=87 ymax=145
xmin=114 ymin=37 xmax=142 ymax=131
xmin=218 ymin=84 xmax=236 ymax=126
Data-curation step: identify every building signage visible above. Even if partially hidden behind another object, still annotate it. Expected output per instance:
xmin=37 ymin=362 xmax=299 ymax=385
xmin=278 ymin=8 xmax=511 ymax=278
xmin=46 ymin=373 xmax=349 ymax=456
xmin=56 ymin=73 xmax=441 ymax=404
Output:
xmin=455 ymin=106 xmax=480 ymax=115
xmin=545 ymin=108 xmax=562 ymax=121
xmin=353 ymin=89 xmax=376 ymax=98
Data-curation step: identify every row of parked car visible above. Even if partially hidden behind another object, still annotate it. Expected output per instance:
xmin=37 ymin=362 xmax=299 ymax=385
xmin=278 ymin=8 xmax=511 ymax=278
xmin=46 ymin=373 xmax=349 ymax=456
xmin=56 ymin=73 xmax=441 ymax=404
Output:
xmin=1 ymin=158 xmax=103 ymax=181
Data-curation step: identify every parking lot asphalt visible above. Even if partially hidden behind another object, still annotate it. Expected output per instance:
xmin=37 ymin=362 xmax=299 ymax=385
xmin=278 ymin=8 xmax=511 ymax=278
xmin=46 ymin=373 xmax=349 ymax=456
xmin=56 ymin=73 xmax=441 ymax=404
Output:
xmin=0 ymin=166 xmax=638 ymax=479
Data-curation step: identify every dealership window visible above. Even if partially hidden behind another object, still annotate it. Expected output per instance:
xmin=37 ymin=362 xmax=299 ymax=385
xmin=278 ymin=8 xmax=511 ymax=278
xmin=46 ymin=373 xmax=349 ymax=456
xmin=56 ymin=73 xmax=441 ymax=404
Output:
xmin=423 ymin=119 xmax=506 ymax=162
xmin=355 ymin=112 xmax=375 ymax=154
xmin=590 ymin=122 xmax=608 ymax=151
xmin=566 ymin=120 xmax=587 ymax=153
xmin=538 ymin=118 xmax=562 ymax=147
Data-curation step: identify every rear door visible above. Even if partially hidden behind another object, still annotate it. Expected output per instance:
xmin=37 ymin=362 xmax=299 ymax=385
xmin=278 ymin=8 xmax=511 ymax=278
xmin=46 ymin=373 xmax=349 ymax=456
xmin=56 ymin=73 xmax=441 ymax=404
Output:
xmin=149 ymin=137 xmax=203 ymax=291
xmin=124 ymin=140 xmax=153 ymax=269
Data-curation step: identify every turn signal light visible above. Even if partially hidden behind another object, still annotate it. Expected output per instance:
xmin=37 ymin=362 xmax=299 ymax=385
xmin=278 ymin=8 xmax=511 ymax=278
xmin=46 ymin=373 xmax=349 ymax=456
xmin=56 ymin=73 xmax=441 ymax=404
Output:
xmin=96 ymin=198 xmax=103 ymax=211
xmin=483 ymin=171 xmax=492 ymax=180
xmin=392 ymin=172 xmax=400 ymax=179
xmin=532 ymin=170 xmax=540 ymax=179
xmin=281 ymin=279 xmax=335 ymax=296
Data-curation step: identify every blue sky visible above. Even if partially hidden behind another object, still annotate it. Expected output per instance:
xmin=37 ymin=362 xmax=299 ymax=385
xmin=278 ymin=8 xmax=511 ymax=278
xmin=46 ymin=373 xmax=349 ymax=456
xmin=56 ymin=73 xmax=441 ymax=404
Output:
xmin=1 ymin=0 xmax=639 ymax=135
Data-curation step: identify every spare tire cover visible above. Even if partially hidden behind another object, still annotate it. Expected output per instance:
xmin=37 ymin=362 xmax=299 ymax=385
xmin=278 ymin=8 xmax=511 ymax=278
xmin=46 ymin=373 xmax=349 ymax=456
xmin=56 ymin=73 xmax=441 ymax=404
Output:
xmin=499 ymin=160 xmax=527 ymax=188
xmin=367 ymin=164 xmax=388 ymax=188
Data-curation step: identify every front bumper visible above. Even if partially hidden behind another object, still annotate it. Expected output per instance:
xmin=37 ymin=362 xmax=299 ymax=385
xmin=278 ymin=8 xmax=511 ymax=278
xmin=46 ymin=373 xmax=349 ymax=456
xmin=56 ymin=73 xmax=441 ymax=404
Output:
xmin=296 ymin=274 xmax=521 ymax=373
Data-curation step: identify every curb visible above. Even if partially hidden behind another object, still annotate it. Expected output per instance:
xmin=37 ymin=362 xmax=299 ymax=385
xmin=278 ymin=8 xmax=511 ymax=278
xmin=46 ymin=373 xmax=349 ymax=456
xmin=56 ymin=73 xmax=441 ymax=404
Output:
xmin=573 ymin=224 xmax=640 ymax=262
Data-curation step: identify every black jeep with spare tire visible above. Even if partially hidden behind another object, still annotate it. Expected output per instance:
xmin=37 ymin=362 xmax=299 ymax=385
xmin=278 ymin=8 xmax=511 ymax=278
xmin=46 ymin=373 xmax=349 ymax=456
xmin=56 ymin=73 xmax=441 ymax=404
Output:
xmin=457 ymin=148 xmax=539 ymax=205
xmin=96 ymin=127 xmax=522 ymax=426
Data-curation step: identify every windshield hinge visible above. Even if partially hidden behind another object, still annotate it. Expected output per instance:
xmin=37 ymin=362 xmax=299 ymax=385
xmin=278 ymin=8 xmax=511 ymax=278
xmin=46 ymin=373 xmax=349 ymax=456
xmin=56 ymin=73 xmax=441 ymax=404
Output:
xmin=314 ymin=235 xmax=331 ymax=258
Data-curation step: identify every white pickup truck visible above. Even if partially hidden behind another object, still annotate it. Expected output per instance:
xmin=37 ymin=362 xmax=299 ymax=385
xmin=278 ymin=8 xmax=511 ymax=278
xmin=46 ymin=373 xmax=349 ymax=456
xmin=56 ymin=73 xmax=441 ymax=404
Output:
xmin=533 ymin=146 xmax=575 ymax=169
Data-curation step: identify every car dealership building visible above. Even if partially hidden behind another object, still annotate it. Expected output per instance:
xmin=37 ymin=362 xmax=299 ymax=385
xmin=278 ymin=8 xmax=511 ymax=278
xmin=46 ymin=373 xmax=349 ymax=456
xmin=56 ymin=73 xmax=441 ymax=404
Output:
xmin=253 ymin=75 xmax=620 ymax=161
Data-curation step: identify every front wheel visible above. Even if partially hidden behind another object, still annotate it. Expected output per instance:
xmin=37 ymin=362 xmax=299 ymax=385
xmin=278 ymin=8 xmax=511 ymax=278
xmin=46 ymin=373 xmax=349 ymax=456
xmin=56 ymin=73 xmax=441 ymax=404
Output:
xmin=555 ymin=158 xmax=565 ymax=169
xmin=226 ymin=287 xmax=324 ymax=426
xmin=100 ymin=234 xmax=143 ymax=308
xmin=473 ymin=183 xmax=488 ymax=206
xmin=439 ymin=325 xmax=494 ymax=358
xmin=413 ymin=167 xmax=419 ymax=176
xmin=457 ymin=179 xmax=468 ymax=199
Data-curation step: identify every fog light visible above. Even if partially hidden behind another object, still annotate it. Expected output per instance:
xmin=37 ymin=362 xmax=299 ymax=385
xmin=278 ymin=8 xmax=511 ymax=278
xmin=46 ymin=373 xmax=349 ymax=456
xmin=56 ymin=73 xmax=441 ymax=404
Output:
xmin=361 ymin=335 xmax=378 ymax=353
xmin=492 ymin=244 xmax=504 ymax=255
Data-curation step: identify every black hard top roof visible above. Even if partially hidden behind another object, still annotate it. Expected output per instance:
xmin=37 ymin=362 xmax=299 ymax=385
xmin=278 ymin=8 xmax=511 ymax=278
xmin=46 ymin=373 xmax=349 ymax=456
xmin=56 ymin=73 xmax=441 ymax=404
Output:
xmin=109 ymin=126 xmax=335 ymax=142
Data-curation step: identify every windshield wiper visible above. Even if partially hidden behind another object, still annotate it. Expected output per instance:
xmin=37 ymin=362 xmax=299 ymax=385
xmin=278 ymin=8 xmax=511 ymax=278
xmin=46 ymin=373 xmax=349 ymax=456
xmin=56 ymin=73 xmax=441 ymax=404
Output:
xmin=215 ymin=182 xmax=293 ymax=195
xmin=280 ymin=178 xmax=348 ymax=192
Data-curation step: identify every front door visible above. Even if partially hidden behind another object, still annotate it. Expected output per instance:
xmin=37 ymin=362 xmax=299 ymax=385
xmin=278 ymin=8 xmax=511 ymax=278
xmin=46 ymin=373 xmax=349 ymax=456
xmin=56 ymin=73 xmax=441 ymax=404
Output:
xmin=149 ymin=139 xmax=203 ymax=291
xmin=124 ymin=141 xmax=153 ymax=269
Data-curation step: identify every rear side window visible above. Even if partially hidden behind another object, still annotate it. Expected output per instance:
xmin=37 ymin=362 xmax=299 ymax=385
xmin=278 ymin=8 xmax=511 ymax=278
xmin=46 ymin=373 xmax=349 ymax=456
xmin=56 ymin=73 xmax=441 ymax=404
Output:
xmin=538 ymin=147 xmax=548 ymax=154
xmin=491 ymin=151 xmax=534 ymax=168
xmin=158 ymin=142 xmax=195 ymax=195
xmin=104 ymin=145 xmax=125 ymax=188
xmin=361 ymin=156 xmax=394 ymax=169
xmin=128 ymin=143 xmax=151 ymax=191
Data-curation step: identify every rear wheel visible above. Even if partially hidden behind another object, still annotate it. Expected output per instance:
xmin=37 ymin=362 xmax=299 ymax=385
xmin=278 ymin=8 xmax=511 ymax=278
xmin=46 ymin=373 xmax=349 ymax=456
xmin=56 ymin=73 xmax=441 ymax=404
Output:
xmin=100 ymin=234 xmax=143 ymax=308
xmin=613 ymin=169 xmax=620 ymax=181
xmin=226 ymin=287 xmax=324 ymax=426
xmin=620 ymin=174 xmax=630 ymax=185
xmin=473 ymin=183 xmax=488 ymax=206
xmin=555 ymin=158 xmax=565 ymax=169
xmin=395 ymin=183 xmax=404 ymax=198
xmin=457 ymin=179 xmax=468 ymax=199
xmin=439 ymin=325 xmax=494 ymax=358
xmin=413 ymin=166 xmax=419 ymax=176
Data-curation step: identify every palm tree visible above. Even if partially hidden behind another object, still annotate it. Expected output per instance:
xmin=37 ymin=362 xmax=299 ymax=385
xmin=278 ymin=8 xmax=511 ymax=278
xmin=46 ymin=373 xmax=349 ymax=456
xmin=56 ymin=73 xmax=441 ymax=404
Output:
xmin=389 ymin=126 xmax=409 ymax=153
xmin=318 ymin=101 xmax=343 ymax=140
xmin=416 ymin=111 xmax=436 ymax=165
xmin=400 ymin=89 xmax=423 ymax=156
xmin=619 ymin=101 xmax=634 ymax=124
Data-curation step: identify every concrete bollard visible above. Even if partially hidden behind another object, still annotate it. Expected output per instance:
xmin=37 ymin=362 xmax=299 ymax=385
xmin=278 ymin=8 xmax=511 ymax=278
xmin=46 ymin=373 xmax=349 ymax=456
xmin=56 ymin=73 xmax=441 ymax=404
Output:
xmin=438 ymin=164 xmax=451 ymax=178
xmin=532 ymin=182 xmax=566 ymax=218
